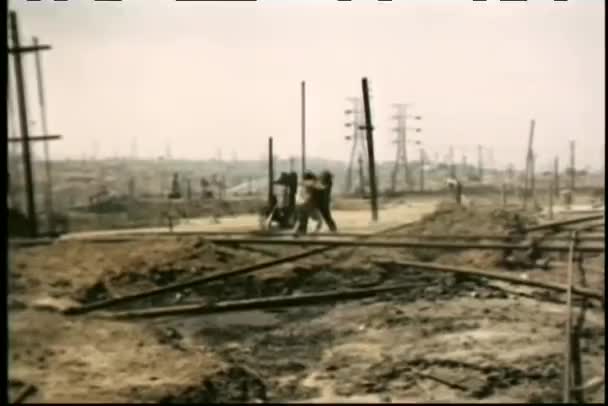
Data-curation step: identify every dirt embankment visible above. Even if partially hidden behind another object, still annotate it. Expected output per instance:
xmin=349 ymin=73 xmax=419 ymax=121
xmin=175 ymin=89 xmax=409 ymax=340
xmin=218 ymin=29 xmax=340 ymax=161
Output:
xmin=8 ymin=204 xmax=605 ymax=403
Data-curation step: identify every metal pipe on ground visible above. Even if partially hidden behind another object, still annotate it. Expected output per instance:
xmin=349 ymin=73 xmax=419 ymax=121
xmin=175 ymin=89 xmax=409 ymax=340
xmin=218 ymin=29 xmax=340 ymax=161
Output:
xmin=63 ymin=222 xmax=415 ymax=315
xmin=102 ymin=260 xmax=603 ymax=320
xmin=373 ymin=259 xmax=602 ymax=300
xmin=523 ymin=214 xmax=604 ymax=233
xmin=101 ymin=281 xmax=431 ymax=320
xmin=61 ymin=233 xmax=607 ymax=243
xmin=202 ymin=237 xmax=604 ymax=253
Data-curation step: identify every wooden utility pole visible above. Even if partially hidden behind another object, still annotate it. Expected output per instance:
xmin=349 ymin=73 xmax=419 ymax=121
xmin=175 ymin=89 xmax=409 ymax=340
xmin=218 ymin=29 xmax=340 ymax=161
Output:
xmin=361 ymin=78 xmax=378 ymax=222
xmin=419 ymin=148 xmax=425 ymax=192
xmin=569 ymin=140 xmax=576 ymax=191
xmin=554 ymin=156 xmax=560 ymax=198
xmin=548 ymin=179 xmax=554 ymax=220
xmin=301 ymin=81 xmax=306 ymax=177
xmin=268 ymin=137 xmax=274 ymax=205
xmin=33 ymin=36 xmax=55 ymax=233
xmin=530 ymin=152 xmax=536 ymax=206
xmin=8 ymin=11 xmax=52 ymax=237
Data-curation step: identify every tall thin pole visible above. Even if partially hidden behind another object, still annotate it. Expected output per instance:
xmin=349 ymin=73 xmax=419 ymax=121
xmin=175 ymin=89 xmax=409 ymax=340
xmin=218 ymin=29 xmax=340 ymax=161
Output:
xmin=569 ymin=140 xmax=576 ymax=191
xmin=268 ymin=137 xmax=274 ymax=205
xmin=7 ymin=63 xmax=22 ymax=210
xmin=301 ymin=81 xmax=306 ymax=177
xmin=33 ymin=36 xmax=55 ymax=234
xmin=9 ymin=11 xmax=38 ymax=237
xmin=554 ymin=156 xmax=560 ymax=198
xmin=419 ymin=147 xmax=425 ymax=192
xmin=361 ymin=78 xmax=378 ymax=222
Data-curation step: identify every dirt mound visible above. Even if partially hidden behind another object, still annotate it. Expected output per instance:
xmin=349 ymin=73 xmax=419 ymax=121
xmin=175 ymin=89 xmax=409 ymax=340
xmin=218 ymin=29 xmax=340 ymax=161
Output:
xmin=395 ymin=204 xmax=540 ymax=269
xmin=405 ymin=203 xmax=537 ymax=236
xmin=8 ymin=309 xmax=267 ymax=403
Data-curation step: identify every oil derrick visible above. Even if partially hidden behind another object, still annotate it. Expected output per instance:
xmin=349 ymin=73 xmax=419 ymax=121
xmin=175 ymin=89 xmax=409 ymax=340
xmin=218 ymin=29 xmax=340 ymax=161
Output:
xmin=390 ymin=104 xmax=422 ymax=192
xmin=344 ymin=97 xmax=367 ymax=194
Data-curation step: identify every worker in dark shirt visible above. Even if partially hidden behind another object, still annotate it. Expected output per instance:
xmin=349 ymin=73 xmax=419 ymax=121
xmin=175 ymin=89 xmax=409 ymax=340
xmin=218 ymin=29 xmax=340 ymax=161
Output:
xmin=318 ymin=170 xmax=338 ymax=232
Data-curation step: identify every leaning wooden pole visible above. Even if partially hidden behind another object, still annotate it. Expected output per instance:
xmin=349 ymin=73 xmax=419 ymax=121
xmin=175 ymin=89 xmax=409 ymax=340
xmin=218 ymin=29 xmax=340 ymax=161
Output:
xmin=554 ymin=156 xmax=560 ymax=198
xmin=9 ymin=11 xmax=38 ymax=237
xmin=361 ymin=77 xmax=378 ymax=221
xmin=33 ymin=36 xmax=55 ymax=235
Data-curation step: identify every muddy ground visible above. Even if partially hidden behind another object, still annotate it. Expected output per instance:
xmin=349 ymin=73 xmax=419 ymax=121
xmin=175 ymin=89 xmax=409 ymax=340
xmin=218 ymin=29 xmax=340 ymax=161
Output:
xmin=7 ymin=203 xmax=605 ymax=403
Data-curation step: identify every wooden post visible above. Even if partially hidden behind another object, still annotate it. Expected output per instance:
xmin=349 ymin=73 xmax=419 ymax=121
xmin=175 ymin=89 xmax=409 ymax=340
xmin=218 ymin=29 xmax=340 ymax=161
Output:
xmin=301 ymin=81 xmax=306 ymax=177
xmin=268 ymin=137 xmax=274 ymax=206
xmin=9 ymin=11 xmax=38 ymax=237
xmin=419 ymin=148 xmax=425 ymax=192
xmin=530 ymin=152 xmax=536 ymax=207
xmin=33 ymin=36 xmax=55 ymax=234
xmin=549 ymin=180 xmax=554 ymax=220
xmin=554 ymin=156 xmax=560 ymax=198
xmin=361 ymin=78 xmax=379 ymax=222
xmin=569 ymin=140 xmax=576 ymax=192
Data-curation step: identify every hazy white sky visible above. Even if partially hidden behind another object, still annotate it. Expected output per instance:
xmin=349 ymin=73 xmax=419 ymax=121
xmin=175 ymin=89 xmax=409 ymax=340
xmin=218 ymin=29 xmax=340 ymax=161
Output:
xmin=10 ymin=0 xmax=605 ymax=170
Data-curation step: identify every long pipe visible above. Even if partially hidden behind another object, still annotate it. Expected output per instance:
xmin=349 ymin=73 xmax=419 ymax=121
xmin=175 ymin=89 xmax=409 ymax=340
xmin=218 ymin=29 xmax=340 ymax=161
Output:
xmin=198 ymin=237 xmax=604 ymax=253
xmin=12 ymin=231 xmax=604 ymax=248
xmin=63 ymin=222 xmax=415 ymax=315
xmin=103 ymin=259 xmax=603 ymax=320
xmin=103 ymin=281 xmax=431 ymax=320
xmin=523 ymin=214 xmax=604 ymax=233
xmin=374 ymin=259 xmax=602 ymax=300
